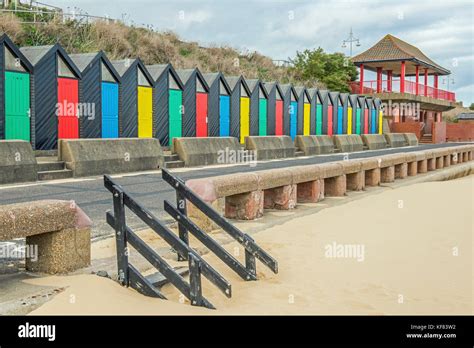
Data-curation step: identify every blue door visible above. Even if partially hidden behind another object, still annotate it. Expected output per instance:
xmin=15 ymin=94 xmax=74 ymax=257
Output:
xmin=102 ymin=82 xmax=119 ymax=138
xmin=371 ymin=109 xmax=376 ymax=134
xmin=219 ymin=95 xmax=230 ymax=137
xmin=337 ymin=106 xmax=343 ymax=134
xmin=290 ymin=101 xmax=298 ymax=140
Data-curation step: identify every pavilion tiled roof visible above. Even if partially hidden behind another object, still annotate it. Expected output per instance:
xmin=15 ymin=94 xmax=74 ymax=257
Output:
xmin=352 ymin=34 xmax=450 ymax=75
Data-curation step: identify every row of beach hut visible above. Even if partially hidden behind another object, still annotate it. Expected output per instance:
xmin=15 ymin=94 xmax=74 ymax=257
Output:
xmin=0 ymin=34 xmax=383 ymax=150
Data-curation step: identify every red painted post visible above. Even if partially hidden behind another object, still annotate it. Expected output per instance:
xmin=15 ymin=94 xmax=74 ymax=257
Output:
xmin=434 ymin=74 xmax=438 ymax=99
xmin=424 ymin=69 xmax=428 ymax=96
xmin=376 ymin=67 xmax=382 ymax=93
xmin=400 ymin=61 xmax=406 ymax=93
xmin=359 ymin=64 xmax=364 ymax=94
xmin=415 ymin=65 xmax=419 ymax=95
xmin=387 ymin=70 xmax=392 ymax=92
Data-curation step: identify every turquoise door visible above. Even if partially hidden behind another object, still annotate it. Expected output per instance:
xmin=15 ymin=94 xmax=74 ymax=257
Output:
xmin=219 ymin=95 xmax=230 ymax=136
xmin=290 ymin=101 xmax=297 ymax=140
xmin=101 ymin=82 xmax=119 ymax=138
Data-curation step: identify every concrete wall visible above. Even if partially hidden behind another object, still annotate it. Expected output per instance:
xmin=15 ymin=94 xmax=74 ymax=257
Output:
xmin=295 ymin=135 xmax=334 ymax=155
xmin=0 ymin=140 xmax=37 ymax=184
xmin=447 ymin=123 xmax=474 ymax=141
xmin=59 ymin=138 xmax=164 ymax=177
xmin=172 ymin=137 xmax=242 ymax=167
xmin=384 ymin=133 xmax=408 ymax=148
xmin=333 ymin=135 xmax=364 ymax=153
xmin=245 ymin=136 xmax=295 ymax=160
xmin=360 ymin=134 xmax=388 ymax=150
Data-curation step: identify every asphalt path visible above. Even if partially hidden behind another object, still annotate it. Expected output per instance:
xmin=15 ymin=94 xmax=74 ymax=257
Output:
xmin=0 ymin=143 xmax=468 ymax=237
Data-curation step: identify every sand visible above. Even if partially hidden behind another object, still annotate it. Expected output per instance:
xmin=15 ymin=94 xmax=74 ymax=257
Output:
xmin=27 ymin=176 xmax=473 ymax=315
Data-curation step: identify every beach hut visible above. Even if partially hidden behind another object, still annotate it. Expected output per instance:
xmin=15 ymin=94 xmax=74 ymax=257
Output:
xmin=70 ymin=52 xmax=121 ymax=139
xmin=307 ymin=88 xmax=320 ymax=135
xmin=370 ymin=98 xmax=378 ymax=134
xmin=328 ymin=92 xmax=340 ymax=136
xmin=176 ymin=68 xmax=209 ymax=138
xmin=0 ymin=34 xmax=33 ymax=143
xmin=362 ymin=97 xmax=370 ymax=134
xmin=357 ymin=96 xmax=366 ymax=135
xmin=203 ymin=72 xmax=231 ymax=137
xmin=280 ymin=84 xmax=299 ymax=140
xmin=374 ymin=98 xmax=383 ymax=134
xmin=349 ymin=95 xmax=361 ymax=135
xmin=147 ymin=64 xmax=184 ymax=146
xmin=317 ymin=90 xmax=329 ymax=135
xmin=246 ymin=79 xmax=269 ymax=136
xmin=111 ymin=59 xmax=154 ymax=138
xmin=339 ymin=93 xmax=350 ymax=134
xmin=295 ymin=87 xmax=311 ymax=136
xmin=227 ymin=75 xmax=251 ymax=143
xmin=20 ymin=44 xmax=81 ymax=150
xmin=263 ymin=82 xmax=284 ymax=136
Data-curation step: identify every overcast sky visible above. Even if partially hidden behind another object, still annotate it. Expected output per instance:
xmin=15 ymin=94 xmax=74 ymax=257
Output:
xmin=47 ymin=0 xmax=473 ymax=105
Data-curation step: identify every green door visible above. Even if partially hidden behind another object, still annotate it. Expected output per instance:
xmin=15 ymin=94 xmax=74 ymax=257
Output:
xmin=356 ymin=109 xmax=361 ymax=135
xmin=316 ymin=104 xmax=323 ymax=135
xmin=258 ymin=98 xmax=267 ymax=136
xmin=168 ymin=89 xmax=182 ymax=146
xmin=5 ymin=71 xmax=30 ymax=141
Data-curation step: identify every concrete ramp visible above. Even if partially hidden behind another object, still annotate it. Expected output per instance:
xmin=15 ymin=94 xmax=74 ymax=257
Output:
xmin=0 ymin=140 xmax=37 ymax=184
xmin=385 ymin=133 xmax=409 ymax=148
xmin=59 ymin=138 xmax=164 ymax=177
xmin=172 ymin=137 xmax=242 ymax=167
xmin=403 ymin=133 xmax=419 ymax=146
xmin=245 ymin=136 xmax=295 ymax=160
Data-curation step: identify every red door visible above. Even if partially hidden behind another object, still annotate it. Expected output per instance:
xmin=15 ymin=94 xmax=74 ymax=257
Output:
xmin=196 ymin=92 xmax=208 ymax=137
xmin=327 ymin=105 xmax=333 ymax=136
xmin=364 ymin=109 xmax=369 ymax=134
xmin=57 ymin=77 xmax=79 ymax=139
xmin=275 ymin=100 xmax=283 ymax=135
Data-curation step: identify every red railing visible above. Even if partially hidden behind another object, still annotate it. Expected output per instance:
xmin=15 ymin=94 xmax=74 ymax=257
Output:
xmin=349 ymin=80 xmax=455 ymax=102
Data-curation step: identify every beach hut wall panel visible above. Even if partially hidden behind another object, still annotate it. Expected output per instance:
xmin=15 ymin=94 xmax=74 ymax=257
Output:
xmin=112 ymin=59 xmax=154 ymax=138
xmin=281 ymin=84 xmax=298 ymax=140
xmin=349 ymin=95 xmax=360 ymax=135
xmin=263 ymin=82 xmax=284 ymax=136
xmin=340 ymin=93 xmax=350 ymax=134
xmin=307 ymin=88 xmax=318 ymax=135
xmin=20 ymin=44 xmax=81 ymax=150
xmin=147 ymin=64 xmax=184 ymax=146
xmin=374 ymin=98 xmax=383 ymax=134
xmin=328 ymin=92 xmax=340 ymax=136
xmin=318 ymin=90 xmax=329 ymax=135
xmin=247 ymin=79 xmax=268 ymax=136
xmin=295 ymin=87 xmax=311 ymax=136
xmin=227 ymin=76 xmax=251 ymax=143
xmin=177 ymin=68 xmax=210 ymax=138
xmin=370 ymin=99 xmax=377 ymax=134
xmin=363 ymin=98 xmax=370 ymax=134
xmin=203 ymin=72 xmax=231 ymax=137
xmin=0 ymin=35 xmax=33 ymax=143
xmin=70 ymin=52 xmax=121 ymax=139
xmin=357 ymin=96 xmax=366 ymax=135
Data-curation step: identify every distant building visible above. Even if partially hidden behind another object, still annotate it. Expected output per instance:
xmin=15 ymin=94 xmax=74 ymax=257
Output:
xmin=350 ymin=34 xmax=456 ymax=143
xmin=456 ymin=113 xmax=474 ymax=123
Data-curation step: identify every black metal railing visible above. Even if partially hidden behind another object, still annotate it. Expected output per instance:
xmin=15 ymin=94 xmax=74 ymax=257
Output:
xmin=104 ymin=169 xmax=278 ymax=310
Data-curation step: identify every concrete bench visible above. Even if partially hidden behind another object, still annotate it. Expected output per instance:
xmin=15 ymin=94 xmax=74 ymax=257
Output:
xmin=384 ymin=133 xmax=408 ymax=148
xmin=0 ymin=140 xmax=37 ymax=184
xmin=245 ymin=136 xmax=295 ymax=160
xmin=295 ymin=135 xmax=335 ymax=155
xmin=360 ymin=134 xmax=388 ymax=150
xmin=184 ymin=145 xmax=474 ymax=227
xmin=172 ymin=137 xmax=242 ymax=167
xmin=333 ymin=135 xmax=364 ymax=153
xmin=0 ymin=200 xmax=91 ymax=274
xmin=59 ymin=138 xmax=164 ymax=177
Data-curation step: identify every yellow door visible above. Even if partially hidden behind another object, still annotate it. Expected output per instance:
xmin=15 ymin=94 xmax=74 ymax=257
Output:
xmin=240 ymin=97 xmax=250 ymax=143
xmin=303 ymin=103 xmax=310 ymax=135
xmin=378 ymin=110 xmax=383 ymax=134
xmin=138 ymin=86 xmax=153 ymax=138
xmin=347 ymin=107 xmax=352 ymax=135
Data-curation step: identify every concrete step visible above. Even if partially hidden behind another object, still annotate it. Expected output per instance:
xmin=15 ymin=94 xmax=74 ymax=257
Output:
xmin=37 ymin=161 xmax=65 ymax=172
xmin=164 ymin=154 xmax=180 ymax=162
xmin=163 ymin=160 xmax=185 ymax=169
xmin=38 ymin=169 xmax=73 ymax=181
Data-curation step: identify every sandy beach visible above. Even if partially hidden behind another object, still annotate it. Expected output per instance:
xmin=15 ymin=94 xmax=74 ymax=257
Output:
xmin=27 ymin=175 xmax=473 ymax=315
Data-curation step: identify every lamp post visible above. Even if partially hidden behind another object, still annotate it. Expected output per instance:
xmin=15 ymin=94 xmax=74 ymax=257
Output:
xmin=442 ymin=77 xmax=455 ymax=91
xmin=342 ymin=28 xmax=361 ymax=56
